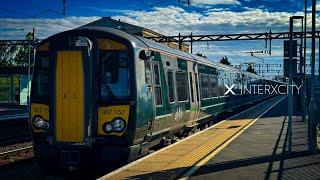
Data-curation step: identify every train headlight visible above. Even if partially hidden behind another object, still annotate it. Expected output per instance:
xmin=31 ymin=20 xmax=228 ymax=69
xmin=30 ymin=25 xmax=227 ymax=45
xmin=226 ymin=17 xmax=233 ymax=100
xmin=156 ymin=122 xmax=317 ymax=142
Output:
xmin=32 ymin=115 xmax=49 ymax=130
xmin=102 ymin=118 xmax=126 ymax=134
xmin=104 ymin=123 xmax=113 ymax=133
xmin=112 ymin=118 xmax=126 ymax=132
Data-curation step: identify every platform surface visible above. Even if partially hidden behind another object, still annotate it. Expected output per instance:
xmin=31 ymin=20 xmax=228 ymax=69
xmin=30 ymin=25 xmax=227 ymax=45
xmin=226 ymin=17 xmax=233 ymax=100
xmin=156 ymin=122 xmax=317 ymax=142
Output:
xmin=189 ymin=96 xmax=320 ymax=180
xmin=100 ymin=96 xmax=292 ymax=180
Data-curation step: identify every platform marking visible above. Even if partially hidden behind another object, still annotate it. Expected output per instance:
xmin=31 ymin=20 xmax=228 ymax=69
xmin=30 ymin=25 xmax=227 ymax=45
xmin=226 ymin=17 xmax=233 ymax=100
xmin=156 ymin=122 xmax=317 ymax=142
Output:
xmin=179 ymin=95 xmax=287 ymax=180
xmin=99 ymin=96 xmax=285 ymax=180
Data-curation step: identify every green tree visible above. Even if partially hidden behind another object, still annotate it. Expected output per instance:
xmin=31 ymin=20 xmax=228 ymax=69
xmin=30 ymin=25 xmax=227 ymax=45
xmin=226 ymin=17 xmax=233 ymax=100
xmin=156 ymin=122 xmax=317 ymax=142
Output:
xmin=0 ymin=32 xmax=34 ymax=67
xmin=15 ymin=32 xmax=35 ymax=67
xmin=0 ymin=42 xmax=18 ymax=67
xmin=195 ymin=52 xmax=207 ymax=58
xmin=246 ymin=64 xmax=257 ymax=74
xmin=220 ymin=55 xmax=231 ymax=65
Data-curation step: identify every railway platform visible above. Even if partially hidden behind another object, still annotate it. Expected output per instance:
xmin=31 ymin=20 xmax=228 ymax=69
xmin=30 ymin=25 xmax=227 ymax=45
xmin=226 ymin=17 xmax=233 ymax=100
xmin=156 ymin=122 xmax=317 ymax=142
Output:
xmin=99 ymin=95 xmax=320 ymax=180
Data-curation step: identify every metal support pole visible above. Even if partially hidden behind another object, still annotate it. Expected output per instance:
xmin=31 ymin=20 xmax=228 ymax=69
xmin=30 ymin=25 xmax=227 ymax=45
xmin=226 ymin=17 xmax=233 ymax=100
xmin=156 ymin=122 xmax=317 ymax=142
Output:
xmin=27 ymin=41 xmax=30 ymax=110
xmin=269 ymin=29 xmax=272 ymax=55
xmin=190 ymin=32 xmax=193 ymax=54
xmin=299 ymin=19 xmax=304 ymax=112
xmin=288 ymin=17 xmax=294 ymax=153
xmin=302 ymin=0 xmax=307 ymax=122
xmin=10 ymin=75 xmax=13 ymax=103
xmin=308 ymin=0 xmax=318 ymax=153
xmin=178 ymin=33 xmax=182 ymax=50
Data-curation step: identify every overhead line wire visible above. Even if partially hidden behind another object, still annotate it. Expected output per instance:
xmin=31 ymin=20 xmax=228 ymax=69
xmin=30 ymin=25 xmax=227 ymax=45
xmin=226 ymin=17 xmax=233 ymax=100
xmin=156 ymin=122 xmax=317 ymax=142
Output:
xmin=0 ymin=7 xmax=74 ymax=29
xmin=137 ymin=0 xmax=247 ymax=59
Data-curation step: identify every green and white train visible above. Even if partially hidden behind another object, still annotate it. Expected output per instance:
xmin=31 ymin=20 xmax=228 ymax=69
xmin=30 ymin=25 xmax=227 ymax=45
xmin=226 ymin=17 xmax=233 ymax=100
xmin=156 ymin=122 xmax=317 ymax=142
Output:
xmin=30 ymin=27 xmax=281 ymax=169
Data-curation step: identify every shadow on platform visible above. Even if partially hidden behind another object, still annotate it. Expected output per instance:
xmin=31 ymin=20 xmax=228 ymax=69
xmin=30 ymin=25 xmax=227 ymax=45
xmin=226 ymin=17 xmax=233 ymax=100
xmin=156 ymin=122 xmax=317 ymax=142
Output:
xmin=123 ymin=97 xmax=320 ymax=180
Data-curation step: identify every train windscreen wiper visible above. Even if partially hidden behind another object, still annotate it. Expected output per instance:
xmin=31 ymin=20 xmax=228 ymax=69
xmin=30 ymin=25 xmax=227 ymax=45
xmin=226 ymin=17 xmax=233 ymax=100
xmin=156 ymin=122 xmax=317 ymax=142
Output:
xmin=102 ymin=84 xmax=115 ymax=98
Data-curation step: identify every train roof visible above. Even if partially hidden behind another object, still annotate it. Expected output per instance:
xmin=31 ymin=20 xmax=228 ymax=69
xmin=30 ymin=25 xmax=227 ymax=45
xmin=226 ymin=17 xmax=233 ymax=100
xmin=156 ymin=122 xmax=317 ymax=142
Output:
xmin=65 ymin=27 xmax=274 ymax=81
xmin=132 ymin=30 xmax=263 ymax=79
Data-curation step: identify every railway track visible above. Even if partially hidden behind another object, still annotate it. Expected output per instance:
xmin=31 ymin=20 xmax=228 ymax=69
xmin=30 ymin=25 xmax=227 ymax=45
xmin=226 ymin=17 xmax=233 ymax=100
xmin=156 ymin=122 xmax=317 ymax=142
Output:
xmin=0 ymin=145 xmax=33 ymax=156
xmin=0 ymin=143 xmax=34 ymax=167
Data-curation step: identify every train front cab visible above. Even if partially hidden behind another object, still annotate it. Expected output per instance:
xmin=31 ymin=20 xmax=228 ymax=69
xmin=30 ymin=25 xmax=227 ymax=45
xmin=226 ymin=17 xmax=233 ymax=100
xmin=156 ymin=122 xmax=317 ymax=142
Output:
xmin=30 ymin=29 xmax=144 ymax=169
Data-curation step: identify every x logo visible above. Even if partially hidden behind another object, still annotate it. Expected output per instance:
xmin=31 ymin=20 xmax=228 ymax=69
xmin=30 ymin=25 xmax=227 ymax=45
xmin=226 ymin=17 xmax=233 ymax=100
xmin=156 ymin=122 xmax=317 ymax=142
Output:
xmin=224 ymin=84 xmax=236 ymax=95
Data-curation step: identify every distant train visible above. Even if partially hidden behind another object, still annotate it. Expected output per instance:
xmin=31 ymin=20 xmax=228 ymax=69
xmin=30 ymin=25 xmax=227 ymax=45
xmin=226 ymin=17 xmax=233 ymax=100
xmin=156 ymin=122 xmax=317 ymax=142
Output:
xmin=30 ymin=27 xmax=282 ymax=170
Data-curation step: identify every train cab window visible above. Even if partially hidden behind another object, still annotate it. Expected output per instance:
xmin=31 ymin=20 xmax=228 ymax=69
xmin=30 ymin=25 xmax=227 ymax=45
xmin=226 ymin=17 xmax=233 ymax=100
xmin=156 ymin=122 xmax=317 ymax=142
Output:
xmin=200 ymin=74 xmax=210 ymax=99
xmin=176 ymin=71 xmax=188 ymax=102
xmin=210 ymin=75 xmax=218 ymax=97
xmin=153 ymin=63 xmax=162 ymax=105
xmin=31 ymin=53 xmax=49 ymax=99
xmin=100 ymin=49 xmax=129 ymax=99
xmin=167 ymin=70 xmax=175 ymax=103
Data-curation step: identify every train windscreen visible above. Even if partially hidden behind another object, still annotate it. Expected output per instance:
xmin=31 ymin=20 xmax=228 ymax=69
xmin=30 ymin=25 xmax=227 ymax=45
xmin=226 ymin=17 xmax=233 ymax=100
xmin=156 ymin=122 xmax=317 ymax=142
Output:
xmin=31 ymin=52 xmax=49 ymax=101
xmin=99 ymin=39 xmax=130 ymax=100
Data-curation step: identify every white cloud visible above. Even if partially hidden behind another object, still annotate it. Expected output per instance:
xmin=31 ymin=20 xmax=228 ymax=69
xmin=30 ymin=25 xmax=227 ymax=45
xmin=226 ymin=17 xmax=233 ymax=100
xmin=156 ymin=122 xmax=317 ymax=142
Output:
xmin=0 ymin=16 xmax=100 ymax=39
xmin=191 ymin=0 xmax=240 ymax=6
xmin=1 ymin=5 xmax=319 ymax=69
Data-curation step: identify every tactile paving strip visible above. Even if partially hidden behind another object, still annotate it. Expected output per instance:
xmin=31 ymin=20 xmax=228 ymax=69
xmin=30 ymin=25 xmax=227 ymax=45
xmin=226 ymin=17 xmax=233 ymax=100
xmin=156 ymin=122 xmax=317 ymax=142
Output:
xmin=100 ymin=96 xmax=283 ymax=180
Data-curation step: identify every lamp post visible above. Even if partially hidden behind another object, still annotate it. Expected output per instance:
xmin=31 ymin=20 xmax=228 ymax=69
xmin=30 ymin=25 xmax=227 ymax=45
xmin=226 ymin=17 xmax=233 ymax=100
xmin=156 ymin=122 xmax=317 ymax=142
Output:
xmin=21 ymin=27 xmax=35 ymax=110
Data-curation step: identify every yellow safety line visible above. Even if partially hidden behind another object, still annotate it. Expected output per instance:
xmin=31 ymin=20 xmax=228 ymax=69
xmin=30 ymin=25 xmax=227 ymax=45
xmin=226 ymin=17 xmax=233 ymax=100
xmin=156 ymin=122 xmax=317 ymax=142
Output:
xmin=99 ymin=95 xmax=286 ymax=180
xmin=178 ymin=95 xmax=287 ymax=180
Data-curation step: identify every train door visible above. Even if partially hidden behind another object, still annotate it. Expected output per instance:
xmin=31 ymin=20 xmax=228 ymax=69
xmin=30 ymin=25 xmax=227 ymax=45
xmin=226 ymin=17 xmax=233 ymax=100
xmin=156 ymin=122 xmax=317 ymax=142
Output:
xmin=187 ymin=61 xmax=200 ymax=126
xmin=144 ymin=60 xmax=155 ymax=137
xmin=55 ymin=38 xmax=91 ymax=143
xmin=144 ymin=59 xmax=164 ymax=136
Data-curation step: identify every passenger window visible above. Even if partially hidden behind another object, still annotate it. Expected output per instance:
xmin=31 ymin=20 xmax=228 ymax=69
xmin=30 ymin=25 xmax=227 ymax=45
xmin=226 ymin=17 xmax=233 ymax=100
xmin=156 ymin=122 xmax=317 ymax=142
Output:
xmin=167 ymin=71 xmax=175 ymax=103
xmin=218 ymin=78 xmax=225 ymax=96
xmin=224 ymin=79 xmax=229 ymax=96
xmin=210 ymin=75 xmax=218 ymax=97
xmin=154 ymin=64 xmax=160 ymax=86
xmin=153 ymin=63 xmax=162 ymax=105
xmin=189 ymin=72 xmax=194 ymax=102
xmin=195 ymin=73 xmax=199 ymax=102
xmin=145 ymin=61 xmax=152 ymax=86
xmin=200 ymin=74 xmax=210 ymax=99
xmin=176 ymin=71 xmax=189 ymax=101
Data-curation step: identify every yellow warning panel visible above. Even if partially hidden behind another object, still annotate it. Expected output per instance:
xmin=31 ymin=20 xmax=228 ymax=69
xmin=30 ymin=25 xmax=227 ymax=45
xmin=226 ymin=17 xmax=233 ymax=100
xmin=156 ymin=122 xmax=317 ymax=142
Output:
xmin=98 ymin=39 xmax=127 ymax=51
xmin=37 ymin=42 xmax=49 ymax=52
xmin=98 ymin=105 xmax=130 ymax=136
xmin=30 ymin=103 xmax=49 ymax=133
xmin=55 ymin=51 xmax=84 ymax=143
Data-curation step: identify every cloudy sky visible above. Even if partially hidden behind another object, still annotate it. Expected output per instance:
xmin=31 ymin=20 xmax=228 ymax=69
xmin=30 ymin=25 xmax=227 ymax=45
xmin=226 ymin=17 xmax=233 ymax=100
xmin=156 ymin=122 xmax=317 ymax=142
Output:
xmin=0 ymin=0 xmax=319 ymax=75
